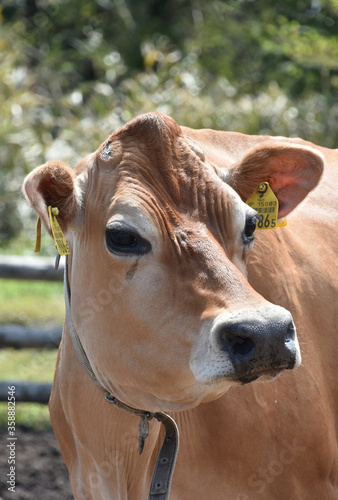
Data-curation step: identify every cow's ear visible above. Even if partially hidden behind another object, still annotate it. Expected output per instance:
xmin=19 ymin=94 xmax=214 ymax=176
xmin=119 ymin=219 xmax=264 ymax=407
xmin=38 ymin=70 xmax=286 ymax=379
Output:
xmin=23 ymin=160 xmax=79 ymax=236
xmin=227 ymin=143 xmax=324 ymax=218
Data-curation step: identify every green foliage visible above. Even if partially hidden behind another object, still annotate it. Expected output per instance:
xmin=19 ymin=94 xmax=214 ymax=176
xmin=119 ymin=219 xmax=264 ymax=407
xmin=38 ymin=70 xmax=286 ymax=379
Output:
xmin=1 ymin=0 xmax=338 ymax=245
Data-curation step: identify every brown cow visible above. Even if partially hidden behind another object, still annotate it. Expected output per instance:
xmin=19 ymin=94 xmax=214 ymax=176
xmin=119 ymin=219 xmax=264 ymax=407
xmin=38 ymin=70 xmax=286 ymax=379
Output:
xmin=23 ymin=112 xmax=338 ymax=499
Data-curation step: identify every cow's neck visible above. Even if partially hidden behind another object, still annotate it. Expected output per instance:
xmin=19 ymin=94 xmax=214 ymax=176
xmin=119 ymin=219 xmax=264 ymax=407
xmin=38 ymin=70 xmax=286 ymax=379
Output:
xmin=57 ymin=256 xmax=179 ymax=500
xmin=53 ymin=328 xmax=163 ymax=499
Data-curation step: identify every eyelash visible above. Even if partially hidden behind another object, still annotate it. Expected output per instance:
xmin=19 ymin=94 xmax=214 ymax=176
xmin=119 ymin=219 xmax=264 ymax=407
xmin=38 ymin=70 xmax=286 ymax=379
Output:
xmin=105 ymin=225 xmax=151 ymax=256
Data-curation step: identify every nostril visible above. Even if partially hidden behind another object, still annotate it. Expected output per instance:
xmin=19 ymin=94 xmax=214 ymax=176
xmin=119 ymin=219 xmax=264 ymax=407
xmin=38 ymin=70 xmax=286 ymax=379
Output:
xmin=285 ymin=322 xmax=296 ymax=343
xmin=228 ymin=335 xmax=255 ymax=357
xmin=221 ymin=332 xmax=256 ymax=359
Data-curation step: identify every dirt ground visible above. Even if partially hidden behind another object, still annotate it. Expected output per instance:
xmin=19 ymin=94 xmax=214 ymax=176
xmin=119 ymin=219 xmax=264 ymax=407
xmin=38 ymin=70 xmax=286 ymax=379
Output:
xmin=0 ymin=426 xmax=73 ymax=499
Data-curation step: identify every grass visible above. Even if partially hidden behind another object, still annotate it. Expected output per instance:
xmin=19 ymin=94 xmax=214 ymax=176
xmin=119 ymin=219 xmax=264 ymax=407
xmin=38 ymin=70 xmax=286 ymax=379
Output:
xmin=0 ymin=402 xmax=51 ymax=429
xmin=0 ymin=349 xmax=57 ymax=381
xmin=0 ymin=279 xmax=65 ymax=326
xmin=0 ymin=277 xmax=64 ymax=429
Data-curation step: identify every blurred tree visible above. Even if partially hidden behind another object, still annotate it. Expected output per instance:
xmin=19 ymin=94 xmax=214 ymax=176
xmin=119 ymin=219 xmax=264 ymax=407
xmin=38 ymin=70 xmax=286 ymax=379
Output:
xmin=0 ymin=0 xmax=337 ymax=246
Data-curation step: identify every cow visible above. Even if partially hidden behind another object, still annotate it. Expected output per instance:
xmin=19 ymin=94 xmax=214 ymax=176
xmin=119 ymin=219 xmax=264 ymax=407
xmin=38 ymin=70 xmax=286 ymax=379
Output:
xmin=23 ymin=112 xmax=338 ymax=499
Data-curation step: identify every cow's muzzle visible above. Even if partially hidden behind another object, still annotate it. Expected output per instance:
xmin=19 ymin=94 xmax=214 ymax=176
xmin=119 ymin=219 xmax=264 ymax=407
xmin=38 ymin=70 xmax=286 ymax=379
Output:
xmin=190 ymin=305 xmax=301 ymax=385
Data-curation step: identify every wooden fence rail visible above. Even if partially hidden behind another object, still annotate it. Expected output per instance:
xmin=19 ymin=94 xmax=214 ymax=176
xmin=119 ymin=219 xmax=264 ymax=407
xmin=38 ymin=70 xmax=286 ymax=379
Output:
xmin=0 ymin=324 xmax=61 ymax=349
xmin=0 ymin=381 xmax=51 ymax=403
xmin=1 ymin=255 xmax=64 ymax=404
xmin=0 ymin=255 xmax=64 ymax=281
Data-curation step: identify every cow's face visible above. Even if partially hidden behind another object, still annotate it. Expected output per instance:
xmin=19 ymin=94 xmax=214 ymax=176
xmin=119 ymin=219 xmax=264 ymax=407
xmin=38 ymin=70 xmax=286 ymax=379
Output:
xmin=23 ymin=113 xmax=324 ymax=412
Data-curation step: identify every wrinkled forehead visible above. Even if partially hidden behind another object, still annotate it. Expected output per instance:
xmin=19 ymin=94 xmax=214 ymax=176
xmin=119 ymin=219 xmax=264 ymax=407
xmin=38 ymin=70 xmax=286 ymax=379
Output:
xmin=76 ymin=116 xmax=249 ymax=241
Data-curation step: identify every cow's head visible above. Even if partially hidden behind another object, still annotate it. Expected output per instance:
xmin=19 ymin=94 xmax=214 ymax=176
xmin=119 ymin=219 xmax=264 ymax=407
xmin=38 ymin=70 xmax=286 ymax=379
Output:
xmin=23 ymin=113 xmax=324 ymax=412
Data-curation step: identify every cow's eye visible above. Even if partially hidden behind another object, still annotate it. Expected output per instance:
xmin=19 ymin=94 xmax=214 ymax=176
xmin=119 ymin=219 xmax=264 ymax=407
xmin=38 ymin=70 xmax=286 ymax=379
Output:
xmin=243 ymin=215 xmax=258 ymax=244
xmin=105 ymin=224 xmax=151 ymax=255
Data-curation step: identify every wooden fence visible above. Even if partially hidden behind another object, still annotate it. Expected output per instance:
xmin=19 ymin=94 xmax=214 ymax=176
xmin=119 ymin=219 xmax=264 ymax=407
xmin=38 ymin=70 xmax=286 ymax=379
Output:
xmin=0 ymin=255 xmax=64 ymax=403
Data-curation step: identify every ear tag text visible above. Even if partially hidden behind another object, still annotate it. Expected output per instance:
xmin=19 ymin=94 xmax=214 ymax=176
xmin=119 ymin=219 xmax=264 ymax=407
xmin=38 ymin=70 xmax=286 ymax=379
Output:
xmin=48 ymin=206 xmax=70 ymax=256
xmin=246 ymin=182 xmax=287 ymax=230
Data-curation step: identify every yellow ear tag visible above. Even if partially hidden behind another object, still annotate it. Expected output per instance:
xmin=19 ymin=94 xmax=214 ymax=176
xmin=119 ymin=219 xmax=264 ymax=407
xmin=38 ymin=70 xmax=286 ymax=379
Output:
xmin=47 ymin=206 xmax=70 ymax=256
xmin=35 ymin=217 xmax=42 ymax=253
xmin=246 ymin=182 xmax=287 ymax=230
